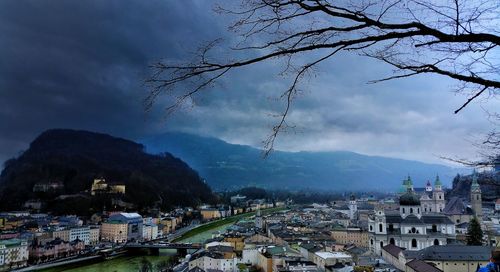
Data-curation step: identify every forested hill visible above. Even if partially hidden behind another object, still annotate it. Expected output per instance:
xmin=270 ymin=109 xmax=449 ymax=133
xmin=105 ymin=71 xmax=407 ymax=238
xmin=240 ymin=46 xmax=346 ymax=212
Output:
xmin=0 ymin=129 xmax=215 ymax=213
xmin=141 ymin=132 xmax=464 ymax=191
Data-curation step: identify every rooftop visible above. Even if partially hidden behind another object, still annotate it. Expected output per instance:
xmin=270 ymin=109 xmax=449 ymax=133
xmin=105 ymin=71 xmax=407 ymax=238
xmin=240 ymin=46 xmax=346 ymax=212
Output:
xmin=315 ymin=251 xmax=351 ymax=259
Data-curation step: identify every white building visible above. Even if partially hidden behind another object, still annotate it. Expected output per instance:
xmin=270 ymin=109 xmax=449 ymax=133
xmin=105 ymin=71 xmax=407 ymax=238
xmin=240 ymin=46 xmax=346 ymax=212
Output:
xmin=369 ymin=180 xmax=456 ymax=255
xmin=188 ymin=253 xmax=237 ymax=272
xmin=312 ymin=251 xmax=352 ymax=270
xmin=69 ymin=226 xmax=90 ymax=245
xmin=142 ymin=224 xmax=158 ymax=241
xmin=0 ymin=239 xmax=28 ymax=270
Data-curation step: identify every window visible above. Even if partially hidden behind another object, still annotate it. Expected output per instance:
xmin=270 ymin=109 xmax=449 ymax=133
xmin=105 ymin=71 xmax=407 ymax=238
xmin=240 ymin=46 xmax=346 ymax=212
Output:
xmin=388 ymin=224 xmax=394 ymax=231
xmin=410 ymin=208 xmax=413 ymax=213
xmin=418 ymin=208 xmax=420 ymax=213
xmin=390 ymin=238 xmax=395 ymax=245
xmin=434 ymin=239 xmax=439 ymax=245
xmin=477 ymin=195 xmax=479 ymax=200
xmin=439 ymin=195 xmax=442 ymax=199
xmin=411 ymin=239 xmax=417 ymax=248
xmin=411 ymin=227 xmax=416 ymax=233
xmin=379 ymin=224 xmax=383 ymax=233
xmin=370 ymin=225 xmax=373 ymax=231
xmin=432 ymin=224 xmax=437 ymax=232
xmin=370 ymin=239 xmax=373 ymax=245
xmin=380 ymin=241 xmax=383 ymax=248
xmin=403 ymin=208 xmax=405 ymax=213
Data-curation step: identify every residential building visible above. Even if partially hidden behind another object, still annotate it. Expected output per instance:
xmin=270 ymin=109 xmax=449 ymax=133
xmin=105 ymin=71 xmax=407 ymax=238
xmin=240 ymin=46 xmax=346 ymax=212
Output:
xmin=52 ymin=229 xmax=70 ymax=242
xmin=200 ymin=208 xmax=221 ymax=221
xmin=330 ymin=226 xmax=368 ymax=248
xmin=311 ymin=251 xmax=352 ymax=270
xmin=100 ymin=221 xmax=128 ymax=243
xmin=89 ymin=226 xmax=100 ymax=245
xmin=106 ymin=212 xmax=143 ymax=241
xmin=0 ymin=239 xmax=28 ymax=271
xmin=69 ymin=226 xmax=90 ymax=245
xmin=29 ymin=238 xmax=85 ymax=263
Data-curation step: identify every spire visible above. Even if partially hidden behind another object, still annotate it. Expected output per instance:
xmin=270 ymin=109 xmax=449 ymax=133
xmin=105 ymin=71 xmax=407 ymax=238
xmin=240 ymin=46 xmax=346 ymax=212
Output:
xmin=471 ymin=169 xmax=480 ymax=191
xmin=407 ymin=175 xmax=413 ymax=186
xmin=350 ymin=193 xmax=356 ymax=201
xmin=435 ymin=174 xmax=442 ymax=186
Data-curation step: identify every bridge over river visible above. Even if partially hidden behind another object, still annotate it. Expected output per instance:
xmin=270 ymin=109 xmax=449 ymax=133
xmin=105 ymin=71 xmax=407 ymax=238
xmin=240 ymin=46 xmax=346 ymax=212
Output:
xmin=124 ymin=242 xmax=202 ymax=255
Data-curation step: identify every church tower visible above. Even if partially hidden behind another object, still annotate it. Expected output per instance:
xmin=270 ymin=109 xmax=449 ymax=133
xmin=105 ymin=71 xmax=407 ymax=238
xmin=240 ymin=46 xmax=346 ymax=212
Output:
xmin=432 ymin=175 xmax=445 ymax=212
xmin=348 ymin=193 xmax=358 ymax=220
xmin=425 ymin=180 xmax=433 ymax=192
xmin=470 ymin=170 xmax=482 ymax=219
xmin=255 ymin=207 xmax=264 ymax=229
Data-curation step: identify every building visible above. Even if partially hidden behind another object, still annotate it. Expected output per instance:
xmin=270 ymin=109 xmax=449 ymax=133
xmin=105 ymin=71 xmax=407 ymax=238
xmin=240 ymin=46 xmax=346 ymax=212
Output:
xmin=420 ymin=175 xmax=446 ymax=214
xmin=106 ymin=212 xmax=143 ymax=241
xmin=368 ymin=181 xmax=456 ymax=255
xmin=69 ymin=227 xmax=90 ymax=245
xmin=470 ymin=170 xmax=482 ymax=219
xmin=200 ymin=208 xmax=221 ymax=221
xmin=142 ymin=224 xmax=158 ymax=241
xmin=29 ymin=238 xmax=85 ymax=263
xmin=100 ymin=221 xmax=128 ymax=243
xmin=52 ymin=229 xmax=70 ymax=242
xmin=0 ymin=239 xmax=28 ymax=271
xmin=89 ymin=226 xmax=100 ymax=245
xmin=311 ymin=251 xmax=352 ymax=270
xmin=413 ymin=245 xmax=490 ymax=272
xmin=443 ymin=197 xmax=474 ymax=225
xmin=348 ymin=193 xmax=357 ymax=220
xmin=90 ymin=178 xmax=125 ymax=195
xmin=188 ymin=251 xmax=237 ymax=272
xmin=32 ymin=182 xmax=63 ymax=192
xmin=330 ymin=226 xmax=368 ymax=248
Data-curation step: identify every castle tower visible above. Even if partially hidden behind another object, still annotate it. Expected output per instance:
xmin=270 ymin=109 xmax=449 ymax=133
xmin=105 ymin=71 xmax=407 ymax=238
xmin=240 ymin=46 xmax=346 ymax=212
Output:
xmin=348 ymin=193 xmax=358 ymax=220
xmin=470 ymin=170 xmax=482 ymax=219
xmin=432 ymin=174 xmax=445 ymax=212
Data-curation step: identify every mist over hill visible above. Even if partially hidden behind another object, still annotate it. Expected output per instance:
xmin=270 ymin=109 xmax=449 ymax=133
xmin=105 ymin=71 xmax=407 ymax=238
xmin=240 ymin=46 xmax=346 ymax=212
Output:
xmin=141 ymin=132 xmax=464 ymax=191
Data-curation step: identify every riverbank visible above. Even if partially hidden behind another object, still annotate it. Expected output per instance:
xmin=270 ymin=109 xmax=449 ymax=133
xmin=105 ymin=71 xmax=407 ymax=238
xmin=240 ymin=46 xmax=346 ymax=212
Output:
xmin=173 ymin=206 xmax=286 ymax=242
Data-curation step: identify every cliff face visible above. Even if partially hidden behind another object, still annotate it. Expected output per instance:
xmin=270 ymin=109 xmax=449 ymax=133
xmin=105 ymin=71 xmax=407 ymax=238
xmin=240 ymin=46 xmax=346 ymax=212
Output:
xmin=447 ymin=172 xmax=500 ymax=201
xmin=0 ymin=129 xmax=215 ymax=214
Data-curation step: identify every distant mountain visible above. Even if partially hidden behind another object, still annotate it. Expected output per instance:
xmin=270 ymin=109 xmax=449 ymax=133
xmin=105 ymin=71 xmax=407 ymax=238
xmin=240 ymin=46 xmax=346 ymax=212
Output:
xmin=142 ymin=132 xmax=465 ymax=191
xmin=0 ymin=129 xmax=215 ymax=214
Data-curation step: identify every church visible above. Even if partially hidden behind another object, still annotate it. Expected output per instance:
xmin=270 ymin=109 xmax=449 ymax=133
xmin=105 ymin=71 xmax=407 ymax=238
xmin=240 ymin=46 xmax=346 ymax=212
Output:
xmin=368 ymin=176 xmax=456 ymax=255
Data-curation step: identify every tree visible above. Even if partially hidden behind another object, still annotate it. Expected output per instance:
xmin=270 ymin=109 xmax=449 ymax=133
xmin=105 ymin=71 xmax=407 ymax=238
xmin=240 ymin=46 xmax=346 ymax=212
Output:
xmin=139 ymin=257 xmax=153 ymax=272
xmin=466 ymin=217 xmax=483 ymax=245
xmin=147 ymin=0 xmax=499 ymax=154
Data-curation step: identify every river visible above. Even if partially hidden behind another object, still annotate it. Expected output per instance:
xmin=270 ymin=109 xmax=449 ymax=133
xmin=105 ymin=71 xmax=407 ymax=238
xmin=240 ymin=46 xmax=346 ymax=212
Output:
xmin=41 ymin=223 xmax=234 ymax=272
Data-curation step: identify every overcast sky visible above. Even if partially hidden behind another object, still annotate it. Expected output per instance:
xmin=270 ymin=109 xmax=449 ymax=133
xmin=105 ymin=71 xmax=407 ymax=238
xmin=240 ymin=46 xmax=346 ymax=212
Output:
xmin=0 ymin=0 xmax=497 ymax=168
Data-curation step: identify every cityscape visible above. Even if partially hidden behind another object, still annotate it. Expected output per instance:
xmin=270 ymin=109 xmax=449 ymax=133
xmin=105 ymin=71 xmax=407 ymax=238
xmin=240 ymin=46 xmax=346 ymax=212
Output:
xmin=1 ymin=0 xmax=500 ymax=272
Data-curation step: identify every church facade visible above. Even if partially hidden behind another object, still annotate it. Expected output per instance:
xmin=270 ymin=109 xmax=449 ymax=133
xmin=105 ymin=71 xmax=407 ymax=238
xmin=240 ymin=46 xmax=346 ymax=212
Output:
xmin=368 ymin=177 xmax=456 ymax=255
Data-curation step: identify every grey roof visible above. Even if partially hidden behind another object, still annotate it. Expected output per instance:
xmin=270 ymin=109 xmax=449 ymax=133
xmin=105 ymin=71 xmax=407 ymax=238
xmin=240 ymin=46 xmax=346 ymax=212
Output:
xmin=386 ymin=214 xmax=403 ymax=224
xmin=406 ymin=259 xmax=442 ymax=272
xmin=402 ymin=215 xmax=423 ymax=224
xmin=443 ymin=197 xmax=473 ymax=215
xmin=413 ymin=245 xmax=493 ymax=261
xmin=421 ymin=214 xmax=454 ymax=225
xmin=382 ymin=244 xmax=405 ymax=258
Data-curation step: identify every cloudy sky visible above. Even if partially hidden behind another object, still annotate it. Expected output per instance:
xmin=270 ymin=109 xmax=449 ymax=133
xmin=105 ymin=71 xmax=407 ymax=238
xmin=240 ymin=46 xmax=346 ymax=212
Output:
xmin=0 ymin=0 xmax=497 ymax=167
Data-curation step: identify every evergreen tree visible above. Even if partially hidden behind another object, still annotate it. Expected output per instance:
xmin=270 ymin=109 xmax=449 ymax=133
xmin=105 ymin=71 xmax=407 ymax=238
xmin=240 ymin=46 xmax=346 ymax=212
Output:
xmin=466 ymin=217 xmax=483 ymax=245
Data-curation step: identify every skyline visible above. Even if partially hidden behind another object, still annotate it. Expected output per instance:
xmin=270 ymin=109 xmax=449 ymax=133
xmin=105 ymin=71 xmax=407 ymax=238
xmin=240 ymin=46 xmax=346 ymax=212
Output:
xmin=1 ymin=0 xmax=498 ymax=167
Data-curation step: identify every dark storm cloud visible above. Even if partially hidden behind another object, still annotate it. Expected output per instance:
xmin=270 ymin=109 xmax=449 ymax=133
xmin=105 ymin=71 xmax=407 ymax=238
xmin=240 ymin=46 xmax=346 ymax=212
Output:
xmin=0 ymin=0 xmax=496 ymax=166
xmin=0 ymin=0 xmax=222 ymax=164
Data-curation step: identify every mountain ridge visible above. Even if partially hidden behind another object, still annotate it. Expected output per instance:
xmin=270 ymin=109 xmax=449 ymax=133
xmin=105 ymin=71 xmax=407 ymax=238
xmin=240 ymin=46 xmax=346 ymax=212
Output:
xmin=141 ymin=132 xmax=465 ymax=191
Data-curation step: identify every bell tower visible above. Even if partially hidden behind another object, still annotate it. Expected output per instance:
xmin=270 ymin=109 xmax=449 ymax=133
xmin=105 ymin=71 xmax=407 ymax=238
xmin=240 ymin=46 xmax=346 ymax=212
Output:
xmin=470 ymin=170 xmax=482 ymax=219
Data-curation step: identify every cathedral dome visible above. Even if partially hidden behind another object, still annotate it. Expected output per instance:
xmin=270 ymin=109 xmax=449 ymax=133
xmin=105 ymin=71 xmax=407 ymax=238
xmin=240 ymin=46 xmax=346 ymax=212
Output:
xmin=399 ymin=191 xmax=421 ymax=206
